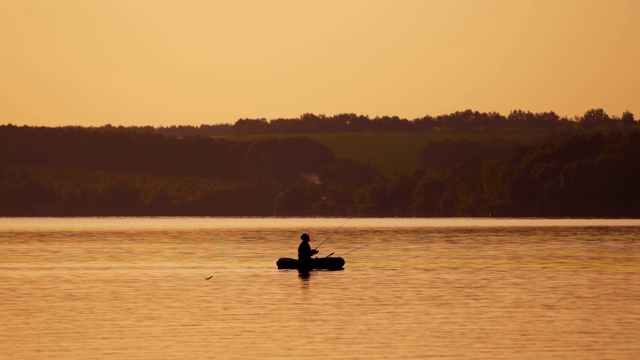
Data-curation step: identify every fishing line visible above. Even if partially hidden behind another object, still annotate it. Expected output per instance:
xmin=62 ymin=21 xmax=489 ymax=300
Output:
xmin=338 ymin=245 xmax=367 ymax=256
xmin=315 ymin=218 xmax=350 ymax=250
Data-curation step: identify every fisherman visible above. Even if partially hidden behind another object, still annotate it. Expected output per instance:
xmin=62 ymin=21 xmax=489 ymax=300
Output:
xmin=298 ymin=233 xmax=318 ymax=260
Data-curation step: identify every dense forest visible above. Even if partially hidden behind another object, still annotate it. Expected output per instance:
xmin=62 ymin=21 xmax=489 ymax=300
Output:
xmin=1 ymin=108 xmax=639 ymax=217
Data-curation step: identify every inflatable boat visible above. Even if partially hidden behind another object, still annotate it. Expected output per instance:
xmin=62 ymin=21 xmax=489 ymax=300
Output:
xmin=276 ymin=256 xmax=345 ymax=271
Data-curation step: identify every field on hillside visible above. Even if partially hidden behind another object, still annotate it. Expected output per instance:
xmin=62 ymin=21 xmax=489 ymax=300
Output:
xmin=224 ymin=132 xmax=549 ymax=177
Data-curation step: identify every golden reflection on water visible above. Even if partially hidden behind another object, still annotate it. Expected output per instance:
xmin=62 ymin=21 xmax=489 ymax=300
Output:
xmin=1 ymin=218 xmax=639 ymax=359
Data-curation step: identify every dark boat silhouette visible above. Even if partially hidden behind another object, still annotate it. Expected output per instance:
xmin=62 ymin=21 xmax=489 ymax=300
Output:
xmin=276 ymin=255 xmax=345 ymax=271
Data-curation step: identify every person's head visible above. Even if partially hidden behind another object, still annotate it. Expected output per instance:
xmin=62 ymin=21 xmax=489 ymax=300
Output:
xmin=300 ymin=233 xmax=310 ymax=242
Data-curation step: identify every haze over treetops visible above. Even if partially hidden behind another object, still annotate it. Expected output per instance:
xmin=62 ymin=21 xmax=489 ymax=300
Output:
xmin=1 ymin=0 xmax=638 ymax=127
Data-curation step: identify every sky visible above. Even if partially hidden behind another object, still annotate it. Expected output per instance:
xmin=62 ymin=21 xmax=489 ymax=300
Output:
xmin=1 ymin=0 xmax=639 ymax=127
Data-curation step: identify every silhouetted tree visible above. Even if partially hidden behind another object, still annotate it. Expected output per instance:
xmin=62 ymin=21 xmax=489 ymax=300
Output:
xmin=581 ymin=108 xmax=611 ymax=129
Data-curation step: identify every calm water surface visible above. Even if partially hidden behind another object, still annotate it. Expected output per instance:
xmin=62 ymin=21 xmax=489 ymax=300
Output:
xmin=1 ymin=218 xmax=639 ymax=359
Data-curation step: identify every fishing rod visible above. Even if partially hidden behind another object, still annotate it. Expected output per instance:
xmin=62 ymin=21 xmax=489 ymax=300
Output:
xmin=315 ymin=218 xmax=350 ymax=251
xmin=338 ymin=245 xmax=367 ymax=257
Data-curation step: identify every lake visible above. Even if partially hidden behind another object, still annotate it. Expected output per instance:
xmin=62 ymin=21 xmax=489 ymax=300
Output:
xmin=1 ymin=218 xmax=639 ymax=359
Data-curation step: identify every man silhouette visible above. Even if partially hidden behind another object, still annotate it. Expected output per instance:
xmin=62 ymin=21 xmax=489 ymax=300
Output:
xmin=298 ymin=233 xmax=318 ymax=260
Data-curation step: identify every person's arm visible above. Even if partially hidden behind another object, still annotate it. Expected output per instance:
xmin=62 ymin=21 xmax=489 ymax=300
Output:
xmin=307 ymin=243 xmax=318 ymax=256
xmin=299 ymin=242 xmax=318 ymax=258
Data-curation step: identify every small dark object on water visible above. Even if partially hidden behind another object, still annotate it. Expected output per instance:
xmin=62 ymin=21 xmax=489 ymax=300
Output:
xmin=205 ymin=275 xmax=213 ymax=280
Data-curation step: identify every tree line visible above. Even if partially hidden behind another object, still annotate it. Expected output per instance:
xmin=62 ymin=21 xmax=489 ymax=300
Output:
xmin=1 ymin=124 xmax=639 ymax=217
xmin=19 ymin=108 xmax=636 ymax=137
xmin=232 ymin=108 xmax=637 ymax=135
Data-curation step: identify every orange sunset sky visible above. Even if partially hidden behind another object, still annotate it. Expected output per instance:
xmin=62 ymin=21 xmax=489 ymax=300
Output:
xmin=1 ymin=0 xmax=639 ymax=127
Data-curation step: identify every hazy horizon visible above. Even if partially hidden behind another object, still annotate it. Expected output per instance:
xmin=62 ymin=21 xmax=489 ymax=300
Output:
xmin=1 ymin=0 xmax=639 ymax=127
